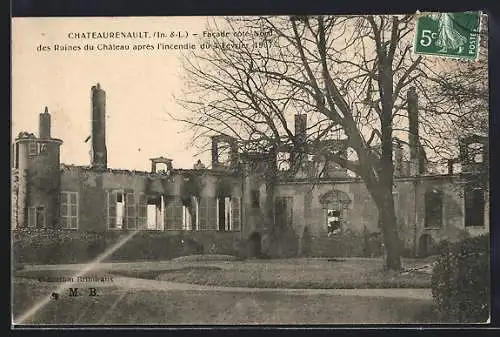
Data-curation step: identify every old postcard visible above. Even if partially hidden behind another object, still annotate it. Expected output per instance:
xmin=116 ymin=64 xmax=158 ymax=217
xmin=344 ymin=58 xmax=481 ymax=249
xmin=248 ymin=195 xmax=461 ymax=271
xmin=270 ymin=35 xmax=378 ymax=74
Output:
xmin=11 ymin=13 xmax=490 ymax=326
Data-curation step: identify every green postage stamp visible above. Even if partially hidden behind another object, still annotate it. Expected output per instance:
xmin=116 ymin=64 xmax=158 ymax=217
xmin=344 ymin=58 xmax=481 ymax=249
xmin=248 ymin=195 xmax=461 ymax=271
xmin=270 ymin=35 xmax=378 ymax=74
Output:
xmin=414 ymin=11 xmax=481 ymax=60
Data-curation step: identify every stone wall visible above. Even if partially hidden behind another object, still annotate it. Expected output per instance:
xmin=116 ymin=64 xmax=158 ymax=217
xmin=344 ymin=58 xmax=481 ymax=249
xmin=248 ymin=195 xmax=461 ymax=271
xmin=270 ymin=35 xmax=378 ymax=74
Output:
xmin=270 ymin=175 xmax=484 ymax=257
xmin=60 ymin=166 xmax=243 ymax=235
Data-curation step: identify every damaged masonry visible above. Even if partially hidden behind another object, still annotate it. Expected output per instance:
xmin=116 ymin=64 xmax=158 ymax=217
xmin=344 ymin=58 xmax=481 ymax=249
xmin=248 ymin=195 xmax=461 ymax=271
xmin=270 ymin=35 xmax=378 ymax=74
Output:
xmin=11 ymin=84 xmax=489 ymax=258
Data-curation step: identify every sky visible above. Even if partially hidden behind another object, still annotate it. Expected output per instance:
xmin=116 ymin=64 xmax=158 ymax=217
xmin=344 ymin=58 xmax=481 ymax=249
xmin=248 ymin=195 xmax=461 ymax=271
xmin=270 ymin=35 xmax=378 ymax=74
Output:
xmin=12 ymin=16 xmax=219 ymax=171
xmin=12 ymin=16 xmax=481 ymax=173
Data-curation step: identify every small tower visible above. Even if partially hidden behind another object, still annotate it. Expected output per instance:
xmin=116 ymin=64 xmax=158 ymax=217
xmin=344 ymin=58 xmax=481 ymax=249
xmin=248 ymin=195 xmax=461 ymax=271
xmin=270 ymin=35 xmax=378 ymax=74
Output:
xmin=13 ymin=107 xmax=63 ymax=229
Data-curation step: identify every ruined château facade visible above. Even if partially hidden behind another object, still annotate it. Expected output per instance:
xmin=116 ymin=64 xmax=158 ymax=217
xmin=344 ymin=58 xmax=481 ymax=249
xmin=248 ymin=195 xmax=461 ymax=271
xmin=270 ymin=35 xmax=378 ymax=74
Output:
xmin=11 ymin=84 xmax=489 ymax=258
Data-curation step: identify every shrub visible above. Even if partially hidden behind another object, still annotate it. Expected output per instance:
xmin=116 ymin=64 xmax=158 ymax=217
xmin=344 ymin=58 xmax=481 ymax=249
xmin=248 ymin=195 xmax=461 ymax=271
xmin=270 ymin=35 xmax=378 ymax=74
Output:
xmin=431 ymin=234 xmax=490 ymax=323
xmin=308 ymin=229 xmax=370 ymax=257
xmin=12 ymin=228 xmax=243 ymax=264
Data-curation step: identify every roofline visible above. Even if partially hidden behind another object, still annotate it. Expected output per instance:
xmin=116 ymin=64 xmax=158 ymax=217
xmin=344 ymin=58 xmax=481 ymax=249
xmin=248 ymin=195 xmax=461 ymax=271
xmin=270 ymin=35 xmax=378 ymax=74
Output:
xmin=15 ymin=137 xmax=63 ymax=145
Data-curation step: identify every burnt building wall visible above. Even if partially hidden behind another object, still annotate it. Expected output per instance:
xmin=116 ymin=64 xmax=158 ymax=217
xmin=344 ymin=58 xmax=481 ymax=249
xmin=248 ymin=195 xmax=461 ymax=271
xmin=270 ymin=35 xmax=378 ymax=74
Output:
xmin=269 ymin=175 xmax=484 ymax=257
xmin=60 ymin=167 xmax=243 ymax=236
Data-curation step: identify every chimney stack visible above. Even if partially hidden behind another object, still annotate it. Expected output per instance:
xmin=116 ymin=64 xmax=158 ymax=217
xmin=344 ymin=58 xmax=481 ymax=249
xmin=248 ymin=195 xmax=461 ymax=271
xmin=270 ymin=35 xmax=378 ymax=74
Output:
xmin=91 ymin=83 xmax=107 ymax=170
xmin=394 ymin=139 xmax=403 ymax=177
xmin=294 ymin=114 xmax=307 ymax=144
xmin=291 ymin=114 xmax=307 ymax=167
xmin=39 ymin=106 xmax=51 ymax=139
xmin=211 ymin=137 xmax=219 ymax=168
xmin=407 ymin=87 xmax=419 ymax=176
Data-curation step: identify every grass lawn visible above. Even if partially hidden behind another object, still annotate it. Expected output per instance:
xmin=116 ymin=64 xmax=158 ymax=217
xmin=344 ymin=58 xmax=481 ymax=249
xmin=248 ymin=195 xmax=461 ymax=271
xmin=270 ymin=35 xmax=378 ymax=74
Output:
xmin=109 ymin=258 xmax=432 ymax=289
xmin=12 ymin=278 xmax=437 ymax=325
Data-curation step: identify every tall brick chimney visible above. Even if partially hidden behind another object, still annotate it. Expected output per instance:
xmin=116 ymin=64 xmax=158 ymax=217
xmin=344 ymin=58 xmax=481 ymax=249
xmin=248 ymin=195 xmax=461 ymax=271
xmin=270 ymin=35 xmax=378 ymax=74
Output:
xmin=394 ymin=139 xmax=403 ymax=177
xmin=407 ymin=87 xmax=419 ymax=176
xmin=291 ymin=114 xmax=307 ymax=167
xmin=294 ymin=114 xmax=307 ymax=144
xmin=39 ymin=106 xmax=51 ymax=139
xmin=91 ymin=83 xmax=107 ymax=170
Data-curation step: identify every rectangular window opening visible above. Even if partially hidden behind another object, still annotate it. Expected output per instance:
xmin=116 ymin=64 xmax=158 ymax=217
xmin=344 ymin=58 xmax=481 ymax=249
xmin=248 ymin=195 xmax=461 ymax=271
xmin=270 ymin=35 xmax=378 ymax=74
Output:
xmin=217 ymin=197 xmax=232 ymax=231
xmin=326 ymin=208 xmax=341 ymax=236
xmin=61 ymin=191 xmax=78 ymax=230
xmin=145 ymin=195 xmax=162 ymax=230
xmin=251 ymin=190 xmax=260 ymax=208
xmin=182 ymin=196 xmax=199 ymax=231
xmin=115 ymin=192 xmax=124 ymax=229
xmin=425 ymin=189 xmax=443 ymax=228
xmin=465 ymin=188 xmax=485 ymax=227
xmin=274 ymin=196 xmax=293 ymax=229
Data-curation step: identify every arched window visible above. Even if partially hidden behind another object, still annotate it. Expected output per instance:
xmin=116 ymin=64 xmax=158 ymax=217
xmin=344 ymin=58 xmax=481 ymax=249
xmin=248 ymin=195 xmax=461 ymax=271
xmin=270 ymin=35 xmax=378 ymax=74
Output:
xmin=319 ymin=190 xmax=351 ymax=236
xmin=425 ymin=188 xmax=443 ymax=228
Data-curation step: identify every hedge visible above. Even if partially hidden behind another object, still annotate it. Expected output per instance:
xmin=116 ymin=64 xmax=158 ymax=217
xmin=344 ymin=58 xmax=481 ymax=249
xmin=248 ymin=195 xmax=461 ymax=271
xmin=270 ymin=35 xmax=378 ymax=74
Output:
xmin=308 ymin=229 xmax=384 ymax=258
xmin=431 ymin=234 xmax=490 ymax=323
xmin=12 ymin=228 xmax=244 ymax=264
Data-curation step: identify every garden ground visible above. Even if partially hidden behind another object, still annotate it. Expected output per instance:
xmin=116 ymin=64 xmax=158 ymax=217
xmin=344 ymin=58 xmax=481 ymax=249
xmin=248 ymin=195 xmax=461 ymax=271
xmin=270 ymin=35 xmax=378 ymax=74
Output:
xmin=12 ymin=256 xmax=437 ymax=325
xmin=16 ymin=256 xmax=435 ymax=289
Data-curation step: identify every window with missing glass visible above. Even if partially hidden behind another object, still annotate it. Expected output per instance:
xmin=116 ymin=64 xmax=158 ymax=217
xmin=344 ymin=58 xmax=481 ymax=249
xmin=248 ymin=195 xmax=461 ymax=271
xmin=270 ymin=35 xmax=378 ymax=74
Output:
xmin=465 ymin=187 xmax=485 ymax=227
xmin=251 ymin=190 xmax=260 ymax=208
xmin=274 ymin=196 xmax=293 ymax=228
xmin=424 ymin=189 xmax=443 ymax=228
xmin=326 ymin=209 xmax=341 ymax=235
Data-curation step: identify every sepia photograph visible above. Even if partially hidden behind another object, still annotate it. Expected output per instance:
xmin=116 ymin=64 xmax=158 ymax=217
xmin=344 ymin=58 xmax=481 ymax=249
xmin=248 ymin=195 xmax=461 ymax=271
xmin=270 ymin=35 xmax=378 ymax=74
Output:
xmin=11 ymin=12 xmax=490 ymax=326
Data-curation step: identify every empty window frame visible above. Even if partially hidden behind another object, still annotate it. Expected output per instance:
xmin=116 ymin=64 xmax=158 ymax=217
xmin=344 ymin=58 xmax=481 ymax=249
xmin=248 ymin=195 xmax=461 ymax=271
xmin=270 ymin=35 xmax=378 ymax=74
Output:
xmin=274 ymin=196 xmax=293 ymax=228
xmin=215 ymin=196 xmax=241 ymax=231
xmin=424 ymin=189 xmax=443 ymax=228
xmin=276 ymin=152 xmax=291 ymax=171
xmin=217 ymin=142 xmax=232 ymax=166
xmin=465 ymin=187 xmax=485 ymax=227
xmin=107 ymin=191 xmax=124 ymax=230
xmin=182 ymin=196 xmax=199 ymax=231
xmin=217 ymin=197 xmax=231 ymax=231
xmin=326 ymin=208 xmax=341 ymax=236
xmin=251 ymin=190 xmax=260 ymax=208
xmin=61 ymin=191 xmax=78 ymax=229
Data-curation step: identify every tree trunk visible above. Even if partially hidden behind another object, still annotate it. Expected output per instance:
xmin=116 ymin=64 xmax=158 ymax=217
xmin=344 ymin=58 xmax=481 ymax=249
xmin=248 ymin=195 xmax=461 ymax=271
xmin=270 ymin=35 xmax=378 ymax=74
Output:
xmin=379 ymin=206 xmax=401 ymax=270
xmin=374 ymin=188 xmax=401 ymax=270
xmin=262 ymin=148 xmax=277 ymax=256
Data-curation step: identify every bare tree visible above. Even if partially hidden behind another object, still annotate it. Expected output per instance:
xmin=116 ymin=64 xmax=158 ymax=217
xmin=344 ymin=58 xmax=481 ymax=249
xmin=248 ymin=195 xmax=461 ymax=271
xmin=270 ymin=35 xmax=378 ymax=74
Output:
xmin=174 ymin=14 xmax=486 ymax=270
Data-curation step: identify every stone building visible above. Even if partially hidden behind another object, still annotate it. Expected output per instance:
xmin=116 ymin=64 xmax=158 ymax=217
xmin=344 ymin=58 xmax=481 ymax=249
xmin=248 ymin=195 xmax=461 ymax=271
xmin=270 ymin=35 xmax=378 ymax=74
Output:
xmin=11 ymin=84 xmax=489 ymax=258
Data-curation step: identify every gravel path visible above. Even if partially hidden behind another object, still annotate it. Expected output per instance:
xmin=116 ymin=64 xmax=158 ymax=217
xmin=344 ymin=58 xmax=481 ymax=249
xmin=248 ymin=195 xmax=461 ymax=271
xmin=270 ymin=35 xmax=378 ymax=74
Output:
xmin=18 ymin=259 xmax=433 ymax=300
xmin=43 ymin=275 xmax=432 ymax=300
